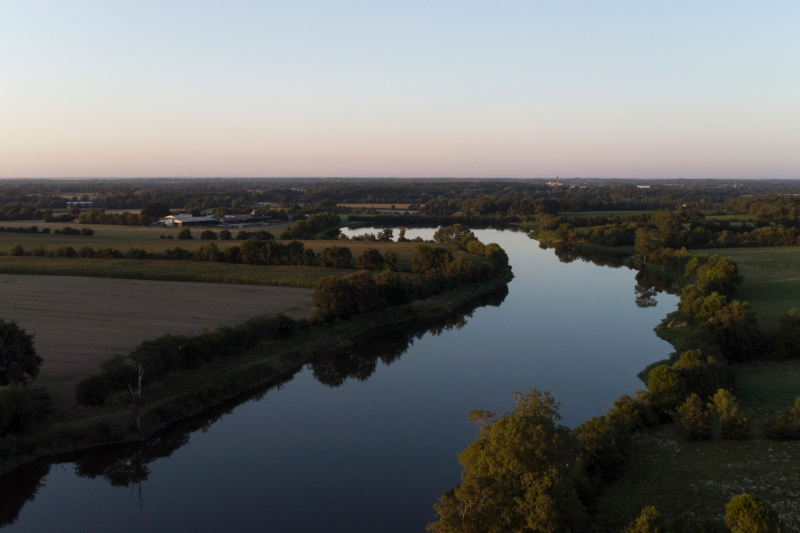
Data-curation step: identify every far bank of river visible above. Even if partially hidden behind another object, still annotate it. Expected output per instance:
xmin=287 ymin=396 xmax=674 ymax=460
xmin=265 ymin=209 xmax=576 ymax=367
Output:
xmin=0 ymin=228 xmax=678 ymax=533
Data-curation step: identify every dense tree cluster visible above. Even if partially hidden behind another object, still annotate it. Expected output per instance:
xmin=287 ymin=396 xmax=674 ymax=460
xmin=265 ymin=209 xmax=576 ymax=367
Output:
xmin=279 ymin=212 xmax=341 ymax=239
xmin=312 ymin=238 xmax=511 ymax=323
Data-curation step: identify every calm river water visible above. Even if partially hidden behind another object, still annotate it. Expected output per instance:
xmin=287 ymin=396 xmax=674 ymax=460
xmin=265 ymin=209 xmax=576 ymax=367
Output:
xmin=0 ymin=229 xmax=678 ymax=532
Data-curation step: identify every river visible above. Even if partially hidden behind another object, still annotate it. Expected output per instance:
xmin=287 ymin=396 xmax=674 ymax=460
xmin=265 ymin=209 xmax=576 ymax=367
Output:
xmin=0 ymin=229 xmax=678 ymax=532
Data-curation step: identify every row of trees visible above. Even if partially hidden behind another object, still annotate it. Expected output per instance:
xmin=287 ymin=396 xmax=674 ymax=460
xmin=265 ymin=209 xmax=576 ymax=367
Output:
xmin=311 ymin=235 xmax=511 ymax=323
xmin=76 ymin=208 xmax=153 ymax=226
xmin=0 ymin=225 xmax=93 ymax=236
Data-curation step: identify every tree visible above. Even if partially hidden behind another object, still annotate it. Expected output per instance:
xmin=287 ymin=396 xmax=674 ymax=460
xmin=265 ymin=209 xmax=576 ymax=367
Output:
xmin=708 ymin=389 xmax=749 ymax=440
xmin=764 ymin=397 xmax=800 ymax=441
xmin=178 ymin=228 xmax=192 ymax=240
xmin=355 ymin=248 xmax=384 ymax=270
xmin=140 ymin=202 xmax=170 ymax=218
xmin=427 ymin=390 xmax=588 ymax=533
xmin=0 ymin=320 xmax=42 ymax=386
xmin=725 ymin=494 xmax=781 ymax=533
xmin=433 ymin=224 xmax=474 ymax=246
xmin=9 ymin=245 xmax=24 ymax=256
xmin=645 ymin=365 xmax=685 ymax=416
xmin=378 ymin=228 xmax=393 ymax=242
xmin=199 ymin=229 xmax=218 ymax=240
xmin=673 ymin=394 xmax=712 ymax=440
xmin=625 ymin=506 xmax=661 ymax=533
xmin=219 ymin=229 xmax=232 ymax=240
xmin=634 ymin=228 xmax=664 ymax=262
xmin=383 ymin=251 xmax=399 ymax=271
xmin=774 ymin=308 xmax=800 ymax=359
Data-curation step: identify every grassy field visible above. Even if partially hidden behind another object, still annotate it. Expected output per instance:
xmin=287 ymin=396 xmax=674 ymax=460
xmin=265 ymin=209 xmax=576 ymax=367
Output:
xmin=0 ymin=274 xmax=314 ymax=404
xmin=0 ymin=221 xmax=454 ymax=271
xmin=0 ymin=256 xmax=359 ymax=287
xmin=695 ymin=247 xmax=800 ymax=328
xmin=596 ymin=361 xmax=800 ymax=532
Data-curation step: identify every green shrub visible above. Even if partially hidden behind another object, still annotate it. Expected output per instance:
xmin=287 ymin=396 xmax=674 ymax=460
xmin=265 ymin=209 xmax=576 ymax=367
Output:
xmin=763 ymin=397 xmax=800 ymax=441
xmin=0 ymin=385 xmax=52 ymax=437
xmin=773 ymin=308 xmax=800 ymax=359
xmin=673 ymin=393 xmax=712 ymax=441
xmin=75 ymin=374 xmax=112 ymax=406
xmin=708 ymin=389 xmax=749 ymax=440
xmin=625 ymin=506 xmax=661 ymax=533
xmin=178 ymin=228 xmax=192 ymax=240
xmin=609 ymin=395 xmax=659 ymax=432
xmin=8 ymin=245 xmax=24 ymax=256
xmin=200 ymin=229 xmax=218 ymax=240
xmin=725 ymin=494 xmax=780 ymax=533
xmin=219 ymin=229 xmax=232 ymax=240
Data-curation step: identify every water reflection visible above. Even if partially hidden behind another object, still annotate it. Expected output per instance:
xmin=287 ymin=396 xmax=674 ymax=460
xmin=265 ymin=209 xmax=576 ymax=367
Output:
xmin=0 ymin=286 xmax=508 ymax=528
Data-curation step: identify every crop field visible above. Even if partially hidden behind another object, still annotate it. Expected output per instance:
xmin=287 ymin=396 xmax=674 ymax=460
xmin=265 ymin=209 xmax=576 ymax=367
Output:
xmin=695 ymin=247 xmax=800 ymax=328
xmin=0 ymin=256 xmax=358 ymax=287
xmin=0 ymin=273 xmax=315 ymax=402
xmin=0 ymin=220 xmax=292 ymax=252
xmin=596 ymin=361 xmax=800 ymax=532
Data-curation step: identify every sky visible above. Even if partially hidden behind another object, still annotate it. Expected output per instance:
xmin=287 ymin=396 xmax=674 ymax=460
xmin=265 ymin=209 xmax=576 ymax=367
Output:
xmin=1 ymin=1 xmax=799 ymax=179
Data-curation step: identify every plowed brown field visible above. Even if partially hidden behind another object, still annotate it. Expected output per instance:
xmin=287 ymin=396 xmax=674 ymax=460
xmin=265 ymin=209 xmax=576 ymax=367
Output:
xmin=0 ymin=274 xmax=313 ymax=380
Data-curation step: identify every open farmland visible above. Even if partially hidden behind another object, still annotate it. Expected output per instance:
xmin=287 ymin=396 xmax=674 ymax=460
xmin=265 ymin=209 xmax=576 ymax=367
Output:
xmin=0 ymin=219 xmax=293 ymax=252
xmin=0 ymin=221 xmax=444 ymax=266
xmin=696 ymin=246 xmax=800 ymax=328
xmin=0 ymin=274 xmax=314 ymax=398
xmin=0 ymin=256 xmax=358 ymax=287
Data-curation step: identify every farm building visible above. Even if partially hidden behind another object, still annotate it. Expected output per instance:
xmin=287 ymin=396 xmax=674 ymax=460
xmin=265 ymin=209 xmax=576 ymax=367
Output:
xmin=157 ymin=214 xmax=278 ymax=227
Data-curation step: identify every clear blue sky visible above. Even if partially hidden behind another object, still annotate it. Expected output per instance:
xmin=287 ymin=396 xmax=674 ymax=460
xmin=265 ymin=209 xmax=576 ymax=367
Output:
xmin=1 ymin=1 xmax=798 ymax=178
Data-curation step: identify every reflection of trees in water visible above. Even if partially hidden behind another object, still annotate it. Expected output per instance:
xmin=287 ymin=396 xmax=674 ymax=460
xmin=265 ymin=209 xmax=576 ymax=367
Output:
xmin=311 ymin=285 xmax=508 ymax=388
xmin=0 ymin=371 xmax=298 ymax=527
xmin=542 ymin=242 xmax=627 ymax=268
xmin=0 ymin=461 xmax=50 ymax=528
xmin=0 ymin=286 xmax=508 ymax=526
xmin=540 ymin=242 xmax=679 ymax=308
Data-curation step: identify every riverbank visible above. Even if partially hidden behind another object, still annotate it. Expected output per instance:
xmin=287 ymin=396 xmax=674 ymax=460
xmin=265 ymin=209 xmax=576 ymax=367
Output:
xmin=0 ymin=273 xmax=512 ymax=476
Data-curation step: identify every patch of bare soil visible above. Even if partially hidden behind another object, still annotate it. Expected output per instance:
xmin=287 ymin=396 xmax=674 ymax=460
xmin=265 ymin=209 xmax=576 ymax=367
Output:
xmin=0 ymin=274 xmax=313 ymax=379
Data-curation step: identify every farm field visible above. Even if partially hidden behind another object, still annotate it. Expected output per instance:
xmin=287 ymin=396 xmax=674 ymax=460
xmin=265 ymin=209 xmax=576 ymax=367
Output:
xmin=696 ymin=247 xmax=800 ymax=328
xmin=596 ymin=361 xmax=800 ymax=532
xmin=0 ymin=273 xmax=314 ymax=402
xmin=0 ymin=220 xmax=292 ymax=251
xmin=0 ymin=256 xmax=358 ymax=287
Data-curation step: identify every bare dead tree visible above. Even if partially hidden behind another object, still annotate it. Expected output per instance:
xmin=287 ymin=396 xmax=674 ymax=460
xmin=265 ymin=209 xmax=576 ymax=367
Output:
xmin=124 ymin=365 xmax=145 ymax=432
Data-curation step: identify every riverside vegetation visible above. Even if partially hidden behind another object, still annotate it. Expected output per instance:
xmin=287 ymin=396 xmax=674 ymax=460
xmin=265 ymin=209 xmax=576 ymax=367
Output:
xmin=3 ymin=178 xmax=800 ymax=530
xmin=0 ymin=225 xmax=512 ymax=474
xmin=422 ymin=214 xmax=800 ymax=532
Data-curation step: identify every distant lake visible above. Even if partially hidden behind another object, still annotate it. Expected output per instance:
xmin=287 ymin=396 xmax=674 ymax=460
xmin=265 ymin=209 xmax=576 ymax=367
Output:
xmin=0 ymin=229 xmax=678 ymax=533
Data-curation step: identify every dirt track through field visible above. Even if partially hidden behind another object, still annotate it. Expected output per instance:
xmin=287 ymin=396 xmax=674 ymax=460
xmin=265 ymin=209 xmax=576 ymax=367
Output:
xmin=0 ymin=274 xmax=313 ymax=378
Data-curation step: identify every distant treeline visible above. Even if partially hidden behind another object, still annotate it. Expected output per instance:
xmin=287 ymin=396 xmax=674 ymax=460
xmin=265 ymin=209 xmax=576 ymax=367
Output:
xmin=0 ymin=226 xmax=93 ymax=236
xmin=5 ymin=180 xmax=800 ymax=223
xmin=537 ymin=209 xmax=800 ymax=249
xmin=6 ymin=240 xmax=399 ymax=270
